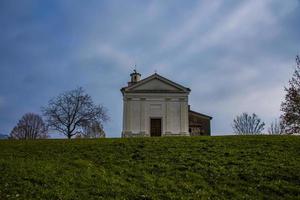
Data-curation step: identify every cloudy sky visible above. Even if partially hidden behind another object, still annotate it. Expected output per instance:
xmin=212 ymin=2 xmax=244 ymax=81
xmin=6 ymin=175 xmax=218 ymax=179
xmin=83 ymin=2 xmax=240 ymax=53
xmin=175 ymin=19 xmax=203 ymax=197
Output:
xmin=0 ymin=0 xmax=299 ymax=137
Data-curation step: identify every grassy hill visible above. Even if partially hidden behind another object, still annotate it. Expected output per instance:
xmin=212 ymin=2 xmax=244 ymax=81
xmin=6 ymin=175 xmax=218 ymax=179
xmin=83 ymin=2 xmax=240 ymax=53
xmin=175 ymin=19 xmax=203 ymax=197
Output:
xmin=0 ymin=136 xmax=299 ymax=199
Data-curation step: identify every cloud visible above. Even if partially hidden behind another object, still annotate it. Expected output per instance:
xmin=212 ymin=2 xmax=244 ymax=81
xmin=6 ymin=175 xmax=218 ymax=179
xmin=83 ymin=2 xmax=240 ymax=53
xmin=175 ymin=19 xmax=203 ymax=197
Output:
xmin=0 ymin=97 xmax=4 ymax=108
xmin=0 ymin=0 xmax=299 ymax=137
xmin=189 ymin=57 xmax=295 ymax=134
xmin=160 ymin=0 xmax=223 ymax=51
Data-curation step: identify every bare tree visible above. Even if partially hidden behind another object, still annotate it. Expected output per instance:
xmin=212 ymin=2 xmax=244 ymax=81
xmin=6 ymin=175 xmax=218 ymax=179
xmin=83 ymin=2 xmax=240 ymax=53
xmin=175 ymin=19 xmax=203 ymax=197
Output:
xmin=10 ymin=113 xmax=48 ymax=139
xmin=77 ymin=121 xmax=106 ymax=138
xmin=232 ymin=113 xmax=265 ymax=135
xmin=42 ymin=87 xmax=108 ymax=139
xmin=268 ymin=119 xmax=285 ymax=135
xmin=281 ymin=55 xmax=300 ymax=134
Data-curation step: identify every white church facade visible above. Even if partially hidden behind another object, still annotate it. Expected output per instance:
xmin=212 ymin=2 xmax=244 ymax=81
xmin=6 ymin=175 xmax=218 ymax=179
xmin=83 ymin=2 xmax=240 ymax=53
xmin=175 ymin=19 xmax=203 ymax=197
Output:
xmin=121 ymin=70 xmax=212 ymax=137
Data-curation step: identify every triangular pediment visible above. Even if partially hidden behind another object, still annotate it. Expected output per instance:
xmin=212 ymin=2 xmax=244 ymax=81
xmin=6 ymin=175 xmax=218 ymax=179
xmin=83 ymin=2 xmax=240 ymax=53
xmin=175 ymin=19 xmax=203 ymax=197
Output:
xmin=123 ymin=74 xmax=190 ymax=93
xmin=132 ymin=78 xmax=181 ymax=91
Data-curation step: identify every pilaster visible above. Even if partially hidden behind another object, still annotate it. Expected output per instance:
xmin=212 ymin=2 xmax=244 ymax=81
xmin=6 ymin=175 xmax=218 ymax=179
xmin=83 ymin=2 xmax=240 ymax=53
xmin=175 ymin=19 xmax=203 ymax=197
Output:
xmin=126 ymin=97 xmax=131 ymax=131
xmin=180 ymin=98 xmax=188 ymax=134
xmin=140 ymin=98 xmax=146 ymax=134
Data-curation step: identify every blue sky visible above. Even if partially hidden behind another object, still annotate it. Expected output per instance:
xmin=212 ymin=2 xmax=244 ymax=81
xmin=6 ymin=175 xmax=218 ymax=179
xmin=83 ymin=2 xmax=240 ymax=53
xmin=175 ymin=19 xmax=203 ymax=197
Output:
xmin=0 ymin=0 xmax=299 ymax=137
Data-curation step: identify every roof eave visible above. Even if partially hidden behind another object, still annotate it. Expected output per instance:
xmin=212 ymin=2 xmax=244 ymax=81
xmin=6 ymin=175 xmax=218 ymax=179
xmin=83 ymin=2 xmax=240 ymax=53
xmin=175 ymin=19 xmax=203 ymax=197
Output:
xmin=189 ymin=110 xmax=213 ymax=120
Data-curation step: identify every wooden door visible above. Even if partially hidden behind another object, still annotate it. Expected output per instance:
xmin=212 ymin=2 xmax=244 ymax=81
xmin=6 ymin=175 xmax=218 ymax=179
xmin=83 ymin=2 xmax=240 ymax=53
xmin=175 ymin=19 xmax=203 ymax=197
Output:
xmin=150 ymin=118 xmax=162 ymax=137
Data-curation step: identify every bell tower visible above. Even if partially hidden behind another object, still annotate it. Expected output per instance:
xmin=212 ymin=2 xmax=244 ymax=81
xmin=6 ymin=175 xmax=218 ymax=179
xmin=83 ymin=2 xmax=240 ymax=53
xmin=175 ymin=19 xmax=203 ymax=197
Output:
xmin=128 ymin=69 xmax=141 ymax=86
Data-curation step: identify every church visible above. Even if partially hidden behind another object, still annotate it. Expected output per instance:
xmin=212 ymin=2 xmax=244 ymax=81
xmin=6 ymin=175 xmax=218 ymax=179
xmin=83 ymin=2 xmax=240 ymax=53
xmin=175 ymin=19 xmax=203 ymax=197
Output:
xmin=121 ymin=70 xmax=212 ymax=137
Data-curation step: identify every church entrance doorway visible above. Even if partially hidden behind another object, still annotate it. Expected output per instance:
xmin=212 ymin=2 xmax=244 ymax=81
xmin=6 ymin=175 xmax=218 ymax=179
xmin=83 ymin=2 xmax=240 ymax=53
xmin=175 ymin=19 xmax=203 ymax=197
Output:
xmin=150 ymin=118 xmax=162 ymax=137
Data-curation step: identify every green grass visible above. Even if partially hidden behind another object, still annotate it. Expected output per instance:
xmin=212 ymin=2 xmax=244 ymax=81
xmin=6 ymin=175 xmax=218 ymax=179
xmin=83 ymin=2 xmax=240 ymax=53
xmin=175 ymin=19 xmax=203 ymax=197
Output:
xmin=0 ymin=136 xmax=299 ymax=199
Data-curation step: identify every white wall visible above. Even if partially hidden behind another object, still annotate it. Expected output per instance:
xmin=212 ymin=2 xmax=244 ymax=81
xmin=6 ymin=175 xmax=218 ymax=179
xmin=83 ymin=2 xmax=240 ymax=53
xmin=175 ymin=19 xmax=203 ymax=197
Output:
xmin=122 ymin=93 xmax=189 ymax=137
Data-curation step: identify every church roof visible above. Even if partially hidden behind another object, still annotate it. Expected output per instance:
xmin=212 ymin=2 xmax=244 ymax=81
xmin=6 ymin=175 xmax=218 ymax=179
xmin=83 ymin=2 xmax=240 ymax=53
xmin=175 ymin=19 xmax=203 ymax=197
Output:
xmin=121 ymin=73 xmax=191 ymax=94
xmin=189 ymin=109 xmax=213 ymax=120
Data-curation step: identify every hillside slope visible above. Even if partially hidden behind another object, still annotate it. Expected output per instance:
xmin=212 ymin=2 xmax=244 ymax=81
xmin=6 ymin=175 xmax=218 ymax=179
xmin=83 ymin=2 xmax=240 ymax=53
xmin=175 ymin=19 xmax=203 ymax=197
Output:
xmin=0 ymin=136 xmax=299 ymax=199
